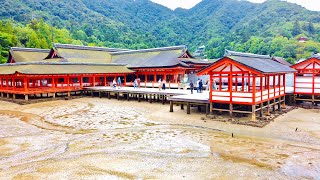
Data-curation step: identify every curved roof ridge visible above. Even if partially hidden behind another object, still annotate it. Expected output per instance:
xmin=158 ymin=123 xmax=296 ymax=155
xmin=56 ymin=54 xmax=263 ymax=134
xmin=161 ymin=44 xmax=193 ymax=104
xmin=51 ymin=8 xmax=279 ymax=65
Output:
xmin=225 ymin=49 xmax=271 ymax=59
xmin=10 ymin=47 xmax=50 ymax=53
xmin=110 ymin=45 xmax=187 ymax=55
xmin=53 ymin=43 xmax=130 ymax=52
xmin=0 ymin=61 xmax=128 ymax=66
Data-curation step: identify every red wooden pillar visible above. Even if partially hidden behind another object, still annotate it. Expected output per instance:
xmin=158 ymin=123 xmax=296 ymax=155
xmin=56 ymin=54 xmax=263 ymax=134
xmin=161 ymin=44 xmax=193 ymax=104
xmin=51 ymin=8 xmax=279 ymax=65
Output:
xmin=252 ymin=74 xmax=256 ymax=104
xmin=93 ymin=75 xmax=96 ymax=87
xmin=260 ymin=76 xmax=263 ymax=102
xmin=267 ymin=75 xmax=270 ymax=99
xmin=283 ymin=74 xmax=286 ymax=94
xmin=104 ymin=75 xmax=107 ymax=86
xmin=235 ymin=74 xmax=238 ymax=91
xmin=23 ymin=77 xmax=28 ymax=93
xmin=209 ymin=73 xmax=213 ymax=101
xmin=67 ymin=75 xmax=70 ymax=89
xmin=12 ymin=78 xmax=16 ymax=92
xmin=229 ymin=65 xmax=233 ymax=102
xmin=293 ymin=72 xmax=296 ymax=94
xmin=312 ymin=62 xmax=315 ymax=94
xmin=278 ymin=74 xmax=281 ymax=96
xmin=52 ymin=77 xmax=55 ymax=90
xmin=273 ymin=74 xmax=276 ymax=97
xmin=241 ymin=73 xmax=244 ymax=92
xmin=219 ymin=73 xmax=222 ymax=91
xmin=248 ymin=73 xmax=251 ymax=92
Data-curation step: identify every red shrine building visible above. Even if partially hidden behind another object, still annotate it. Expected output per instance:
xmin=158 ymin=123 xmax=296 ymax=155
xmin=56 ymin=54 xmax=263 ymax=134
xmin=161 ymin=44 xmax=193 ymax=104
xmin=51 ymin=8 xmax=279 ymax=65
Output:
xmin=197 ymin=50 xmax=295 ymax=120
xmin=291 ymin=54 xmax=320 ymax=104
xmin=0 ymin=44 xmax=210 ymax=100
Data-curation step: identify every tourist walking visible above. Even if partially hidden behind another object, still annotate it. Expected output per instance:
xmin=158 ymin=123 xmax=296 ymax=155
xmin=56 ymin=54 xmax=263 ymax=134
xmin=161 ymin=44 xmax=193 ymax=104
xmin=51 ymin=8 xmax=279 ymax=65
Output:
xmin=133 ymin=78 xmax=138 ymax=89
xmin=162 ymin=79 xmax=166 ymax=90
xmin=137 ymin=78 xmax=141 ymax=89
xmin=196 ymin=78 xmax=200 ymax=93
xmin=199 ymin=79 xmax=203 ymax=93
xmin=117 ymin=77 xmax=121 ymax=89
xmin=206 ymin=79 xmax=210 ymax=91
xmin=112 ymin=78 xmax=117 ymax=89
xmin=189 ymin=81 xmax=194 ymax=94
xmin=158 ymin=78 xmax=162 ymax=91
xmin=212 ymin=78 xmax=218 ymax=90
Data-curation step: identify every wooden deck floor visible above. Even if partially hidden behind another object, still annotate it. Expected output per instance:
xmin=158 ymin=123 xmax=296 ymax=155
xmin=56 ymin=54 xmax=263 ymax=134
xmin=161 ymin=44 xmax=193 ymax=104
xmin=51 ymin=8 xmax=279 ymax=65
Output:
xmin=84 ymin=86 xmax=210 ymax=115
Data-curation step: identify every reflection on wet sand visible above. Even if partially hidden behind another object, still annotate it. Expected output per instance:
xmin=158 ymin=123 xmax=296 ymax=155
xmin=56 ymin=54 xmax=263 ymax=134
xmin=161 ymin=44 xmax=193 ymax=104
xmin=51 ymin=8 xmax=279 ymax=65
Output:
xmin=0 ymin=98 xmax=319 ymax=179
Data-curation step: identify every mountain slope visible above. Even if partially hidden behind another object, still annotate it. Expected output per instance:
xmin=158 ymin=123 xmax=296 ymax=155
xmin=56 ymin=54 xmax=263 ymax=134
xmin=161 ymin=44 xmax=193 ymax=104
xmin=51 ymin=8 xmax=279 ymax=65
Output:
xmin=0 ymin=0 xmax=319 ymax=62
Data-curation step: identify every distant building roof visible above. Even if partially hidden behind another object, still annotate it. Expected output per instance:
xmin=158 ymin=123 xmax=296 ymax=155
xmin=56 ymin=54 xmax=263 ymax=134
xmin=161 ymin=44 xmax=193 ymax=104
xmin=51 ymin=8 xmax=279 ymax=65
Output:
xmin=0 ymin=62 xmax=133 ymax=75
xmin=7 ymin=47 xmax=50 ymax=63
xmin=272 ymin=56 xmax=292 ymax=66
xmin=48 ymin=43 xmax=129 ymax=63
xmin=110 ymin=45 xmax=192 ymax=68
xmin=198 ymin=50 xmax=295 ymax=75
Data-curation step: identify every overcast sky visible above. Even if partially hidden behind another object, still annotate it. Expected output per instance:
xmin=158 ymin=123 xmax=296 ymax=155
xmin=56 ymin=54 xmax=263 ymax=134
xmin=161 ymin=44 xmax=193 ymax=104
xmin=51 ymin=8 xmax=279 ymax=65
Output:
xmin=150 ymin=0 xmax=320 ymax=11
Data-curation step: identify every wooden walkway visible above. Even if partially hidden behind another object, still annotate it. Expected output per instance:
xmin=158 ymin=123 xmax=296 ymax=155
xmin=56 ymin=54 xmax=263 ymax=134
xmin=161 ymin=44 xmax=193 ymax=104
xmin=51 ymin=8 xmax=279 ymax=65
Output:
xmin=84 ymin=86 xmax=210 ymax=114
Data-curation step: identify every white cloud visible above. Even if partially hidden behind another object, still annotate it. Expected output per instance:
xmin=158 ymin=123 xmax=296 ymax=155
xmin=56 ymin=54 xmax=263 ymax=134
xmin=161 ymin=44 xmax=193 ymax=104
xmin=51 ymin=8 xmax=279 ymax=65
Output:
xmin=151 ymin=0 xmax=320 ymax=11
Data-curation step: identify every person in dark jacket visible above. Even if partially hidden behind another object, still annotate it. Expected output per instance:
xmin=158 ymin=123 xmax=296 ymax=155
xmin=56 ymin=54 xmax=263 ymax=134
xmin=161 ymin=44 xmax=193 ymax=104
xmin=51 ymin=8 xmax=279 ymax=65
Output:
xmin=199 ymin=79 xmax=203 ymax=93
xmin=189 ymin=81 xmax=194 ymax=94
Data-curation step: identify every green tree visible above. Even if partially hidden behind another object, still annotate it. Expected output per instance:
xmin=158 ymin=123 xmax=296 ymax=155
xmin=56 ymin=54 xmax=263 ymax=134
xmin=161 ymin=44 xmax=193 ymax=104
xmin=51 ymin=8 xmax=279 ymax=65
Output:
xmin=292 ymin=21 xmax=301 ymax=37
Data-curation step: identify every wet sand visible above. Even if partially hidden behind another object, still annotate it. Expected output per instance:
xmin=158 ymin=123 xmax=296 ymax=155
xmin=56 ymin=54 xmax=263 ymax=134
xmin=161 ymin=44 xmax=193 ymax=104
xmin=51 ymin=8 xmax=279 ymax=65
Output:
xmin=0 ymin=97 xmax=319 ymax=179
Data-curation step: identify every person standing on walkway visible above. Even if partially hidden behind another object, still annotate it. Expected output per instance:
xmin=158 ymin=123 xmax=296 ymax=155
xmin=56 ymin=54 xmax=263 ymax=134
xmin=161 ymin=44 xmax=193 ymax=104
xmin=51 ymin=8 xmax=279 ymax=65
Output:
xmin=133 ymin=78 xmax=138 ymax=89
xmin=137 ymin=78 xmax=141 ymax=89
xmin=162 ymin=79 xmax=166 ymax=90
xmin=158 ymin=78 xmax=162 ymax=91
xmin=196 ymin=78 xmax=200 ymax=93
xmin=117 ymin=77 xmax=121 ymax=89
xmin=199 ymin=79 xmax=203 ymax=93
xmin=189 ymin=81 xmax=194 ymax=94
xmin=112 ymin=78 xmax=117 ymax=89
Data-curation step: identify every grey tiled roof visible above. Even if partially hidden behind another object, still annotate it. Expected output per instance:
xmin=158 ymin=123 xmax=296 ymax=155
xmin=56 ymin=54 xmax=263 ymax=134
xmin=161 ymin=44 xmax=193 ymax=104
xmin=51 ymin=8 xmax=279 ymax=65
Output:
xmin=54 ymin=43 xmax=129 ymax=52
xmin=227 ymin=55 xmax=296 ymax=73
xmin=111 ymin=46 xmax=190 ymax=68
xmin=272 ymin=57 xmax=292 ymax=66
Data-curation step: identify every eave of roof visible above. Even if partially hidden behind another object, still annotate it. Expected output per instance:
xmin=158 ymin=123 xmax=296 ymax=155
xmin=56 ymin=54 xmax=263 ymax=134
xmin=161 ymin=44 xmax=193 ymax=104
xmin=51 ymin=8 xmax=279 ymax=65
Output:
xmin=0 ymin=62 xmax=134 ymax=75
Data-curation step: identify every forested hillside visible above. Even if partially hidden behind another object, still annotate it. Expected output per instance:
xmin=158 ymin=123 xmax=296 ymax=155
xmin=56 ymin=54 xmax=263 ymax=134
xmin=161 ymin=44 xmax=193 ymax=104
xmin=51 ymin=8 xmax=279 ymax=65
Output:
xmin=0 ymin=0 xmax=320 ymax=63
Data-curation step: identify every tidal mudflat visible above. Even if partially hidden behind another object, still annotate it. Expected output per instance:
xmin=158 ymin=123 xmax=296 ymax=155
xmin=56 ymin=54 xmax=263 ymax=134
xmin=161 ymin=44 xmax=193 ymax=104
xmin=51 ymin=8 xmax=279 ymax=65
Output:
xmin=0 ymin=98 xmax=319 ymax=179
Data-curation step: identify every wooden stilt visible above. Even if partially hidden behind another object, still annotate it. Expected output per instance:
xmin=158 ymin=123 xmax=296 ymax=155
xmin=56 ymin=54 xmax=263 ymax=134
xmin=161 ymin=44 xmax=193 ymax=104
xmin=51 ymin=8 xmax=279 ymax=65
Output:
xmin=162 ymin=95 xmax=165 ymax=105
xmin=181 ymin=104 xmax=184 ymax=110
xmin=25 ymin=95 xmax=28 ymax=101
xmin=138 ymin=94 xmax=141 ymax=102
xmin=252 ymin=105 xmax=256 ymax=121
xmin=99 ymin=91 xmax=102 ymax=98
xmin=53 ymin=93 xmax=56 ymax=98
xmin=91 ymin=90 xmax=94 ymax=97
xmin=278 ymin=97 xmax=281 ymax=111
xmin=127 ymin=93 xmax=130 ymax=101
xmin=229 ymin=103 xmax=233 ymax=117
xmin=210 ymin=102 xmax=213 ymax=114
xmin=260 ymin=103 xmax=263 ymax=117
xmin=187 ymin=103 xmax=191 ymax=114
xmin=13 ymin=94 xmax=16 ymax=99
xmin=266 ymin=100 xmax=270 ymax=116
xmin=206 ymin=103 xmax=209 ymax=115
xmin=197 ymin=105 xmax=201 ymax=112
xmin=170 ymin=101 xmax=173 ymax=112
